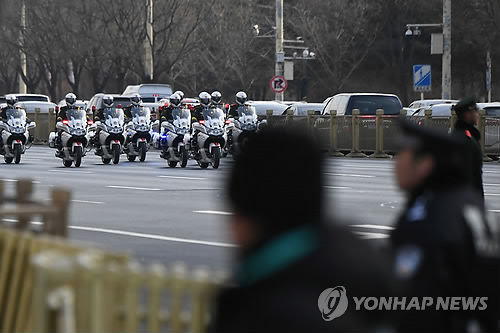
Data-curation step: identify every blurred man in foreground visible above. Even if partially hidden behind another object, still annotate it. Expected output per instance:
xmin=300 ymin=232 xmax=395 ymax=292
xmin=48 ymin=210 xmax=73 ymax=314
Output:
xmin=391 ymin=120 xmax=500 ymax=332
xmin=213 ymin=126 xmax=395 ymax=332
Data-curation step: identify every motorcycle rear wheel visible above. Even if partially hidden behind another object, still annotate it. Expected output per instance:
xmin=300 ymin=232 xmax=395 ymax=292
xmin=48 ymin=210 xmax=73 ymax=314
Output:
xmin=102 ymin=157 xmax=111 ymax=165
xmin=168 ymin=160 xmax=178 ymax=168
xmin=127 ymin=155 xmax=136 ymax=162
xmin=199 ymin=162 xmax=209 ymax=169
xmin=63 ymin=160 xmax=72 ymax=167
xmin=4 ymin=156 xmax=13 ymax=164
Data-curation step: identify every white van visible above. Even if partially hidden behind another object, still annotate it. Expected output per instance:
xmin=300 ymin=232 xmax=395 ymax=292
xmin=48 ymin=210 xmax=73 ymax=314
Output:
xmin=322 ymin=93 xmax=403 ymax=116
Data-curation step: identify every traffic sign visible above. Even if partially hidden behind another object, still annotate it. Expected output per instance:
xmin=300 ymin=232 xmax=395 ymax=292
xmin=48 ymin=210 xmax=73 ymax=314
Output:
xmin=413 ymin=65 xmax=431 ymax=92
xmin=270 ymin=75 xmax=288 ymax=93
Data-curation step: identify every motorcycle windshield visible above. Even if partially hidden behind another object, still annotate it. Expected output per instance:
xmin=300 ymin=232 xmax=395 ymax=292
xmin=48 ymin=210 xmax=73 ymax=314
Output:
xmin=202 ymin=108 xmax=225 ymax=128
xmin=6 ymin=108 xmax=26 ymax=121
xmin=104 ymin=108 xmax=124 ymax=121
xmin=130 ymin=107 xmax=151 ymax=120
xmin=237 ymin=106 xmax=257 ymax=122
xmin=66 ymin=109 xmax=86 ymax=122
xmin=172 ymin=108 xmax=191 ymax=129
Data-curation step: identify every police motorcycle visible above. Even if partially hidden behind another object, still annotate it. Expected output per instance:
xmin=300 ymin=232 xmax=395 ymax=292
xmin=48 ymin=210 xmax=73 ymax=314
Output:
xmin=191 ymin=107 xmax=232 ymax=169
xmin=49 ymin=108 xmax=90 ymax=167
xmin=0 ymin=107 xmax=36 ymax=164
xmin=159 ymin=107 xmax=191 ymax=168
xmin=227 ymin=105 xmax=258 ymax=158
xmin=124 ymin=106 xmax=156 ymax=162
xmin=89 ymin=107 xmax=126 ymax=164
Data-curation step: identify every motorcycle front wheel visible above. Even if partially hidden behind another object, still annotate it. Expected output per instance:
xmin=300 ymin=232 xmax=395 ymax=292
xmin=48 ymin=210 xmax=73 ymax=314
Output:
xmin=180 ymin=146 xmax=188 ymax=168
xmin=74 ymin=146 xmax=82 ymax=167
xmin=14 ymin=145 xmax=22 ymax=164
xmin=211 ymin=146 xmax=221 ymax=169
xmin=112 ymin=145 xmax=120 ymax=164
xmin=4 ymin=156 xmax=13 ymax=164
xmin=139 ymin=142 xmax=147 ymax=162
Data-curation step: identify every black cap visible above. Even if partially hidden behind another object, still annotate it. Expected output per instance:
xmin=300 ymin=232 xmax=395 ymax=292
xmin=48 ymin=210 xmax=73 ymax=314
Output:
xmin=399 ymin=119 xmax=470 ymax=187
xmin=228 ymin=126 xmax=323 ymax=236
xmin=453 ymin=96 xmax=478 ymax=114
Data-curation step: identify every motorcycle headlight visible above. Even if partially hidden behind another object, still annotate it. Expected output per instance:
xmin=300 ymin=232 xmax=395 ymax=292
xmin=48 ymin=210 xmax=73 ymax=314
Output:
xmin=135 ymin=124 xmax=150 ymax=132
xmin=176 ymin=128 xmax=188 ymax=135
xmin=108 ymin=126 xmax=123 ymax=134
xmin=70 ymin=128 xmax=87 ymax=136
xmin=10 ymin=126 xmax=25 ymax=134
xmin=207 ymin=128 xmax=224 ymax=136
xmin=241 ymin=124 xmax=257 ymax=131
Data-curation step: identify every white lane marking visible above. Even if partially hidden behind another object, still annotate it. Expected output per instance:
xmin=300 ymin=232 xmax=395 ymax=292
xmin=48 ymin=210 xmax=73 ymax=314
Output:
xmin=353 ymin=231 xmax=390 ymax=239
xmin=107 ymin=185 xmax=161 ymax=191
xmin=336 ymin=165 xmax=393 ymax=171
xmin=20 ymin=158 xmax=42 ymax=161
xmin=483 ymin=171 xmax=500 ymax=174
xmin=193 ymin=210 xmax=233 ymax=216
xmin=484 ymin=184 xmax=500 ymax=186
xmin=1 ymin=219 xmax=235 ymax=248
xmin=324 ymin=186 xmax=350 ymax=189
xmin=486 ymin=194 xmax=500 ymax=196
xmin=325 ymin=173 xmax=376 ymax=178
xmin=158 ymin=176 xmax=206 ymax=180
xmin=380 ymin=201 xmax=399 ymax=209
xmin=490 ymin=210 xmax=500 ymax=213
xmin=350 ymin=224 xmax=394 ymax=231
xmin=1 ymin=179 xmax=40 ymax=184
xmin=48 ymin=170 xmax=93 ymax=174
xmin=72 ymin=200 xmax=104 ymax=204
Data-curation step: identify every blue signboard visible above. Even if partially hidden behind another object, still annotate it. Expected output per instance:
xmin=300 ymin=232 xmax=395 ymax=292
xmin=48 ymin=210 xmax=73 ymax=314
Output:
xmin=413 ymin=65 xmax=431 ymax=92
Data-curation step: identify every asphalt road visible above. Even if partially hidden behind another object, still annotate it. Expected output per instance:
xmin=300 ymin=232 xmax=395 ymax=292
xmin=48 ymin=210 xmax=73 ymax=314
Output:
xmin=2 ymin=146 xmax=499 ymax=271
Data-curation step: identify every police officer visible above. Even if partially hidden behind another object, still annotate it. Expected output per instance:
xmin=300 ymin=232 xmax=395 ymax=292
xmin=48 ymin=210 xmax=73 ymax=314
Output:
xmin=453 ymin=96 xmax=484 ymax=200
xmin=227 ymin=91 xmax=248 ymax=119
xmin=123 ymin=93 xmax=142 ymax=120
xmin=213 ymin=126 xmax=396 ymax=332
xmin=391 ymin=120 xmax=500 ymax=332
xmin=1 ymin=95 xmax=17 ymax=121
xmin=211 ymin=91 xmax=223 ymax=108
xmin=57 ymin=93 xmax=78 ymax=122
xmin=192 ymin=92 xmax=211 ymax=123
xmin=160 ymin=93 xmax=182 ymax=124
xmin=92 ymin=95 xmax=114 ymax=149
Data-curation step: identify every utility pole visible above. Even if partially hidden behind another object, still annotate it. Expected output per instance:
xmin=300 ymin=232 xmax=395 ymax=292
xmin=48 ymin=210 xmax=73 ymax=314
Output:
xmin=144 ymin=0 xmax=154 ymax=82
xmin=275 ymin=0 xmax=284 ymax=101
xmin=442 ymin=0 xmax=451 ymax=99
xmin=19 ymin=0 xmax=27 ymax=93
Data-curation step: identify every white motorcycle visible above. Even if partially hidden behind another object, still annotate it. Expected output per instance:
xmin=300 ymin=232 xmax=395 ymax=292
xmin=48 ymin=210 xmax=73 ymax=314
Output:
xmin=49 ymin=108 xmax=90 ymax=167
xmin=159 ymin=107 xmax=191 ymax=168
xmin=192 ymin=107 xmax=232 ymax=169
xmin=0 ymin=108 xmax=36 ymax=164
xmin=228 ymin=105 xmax=259 ymax=158
xmin=124 ymin=106 xmax=156 ymax=162
xmin=89 ymin=108 xmax=126 ymax=164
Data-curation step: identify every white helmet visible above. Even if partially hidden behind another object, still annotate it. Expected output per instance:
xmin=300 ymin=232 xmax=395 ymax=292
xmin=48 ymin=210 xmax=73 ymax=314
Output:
xmin=199 ymin=92 xmax=211 ymax=107
xmin=103 ymin=95 xmax=114 ymax=108
xmin=211 ymin=91 xmax=222 ymax=104
xmin=65 ymin=93 xmax=77 ymax=107
xmin=131 ymin=93 xmax=141 ymax=106
xmin=169 ymin=93 xmax=182 ymax=108
xmin=174 ymin=90 xmax=185 ymax=100
xmin=236 ymin=91 xmax=247 ymax=105
xmin=6 ymin=94 xmax=17 ymax=107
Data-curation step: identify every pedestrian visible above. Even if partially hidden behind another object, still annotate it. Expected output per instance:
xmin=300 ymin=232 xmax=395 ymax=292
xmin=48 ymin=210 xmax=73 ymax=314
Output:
xmin=452 ymin=96 xmax=484 ymax=200
xmin=391 ymin=120 xmax=500 ymax=332
xmin=213 ymin=126 xmax=396 ymax=332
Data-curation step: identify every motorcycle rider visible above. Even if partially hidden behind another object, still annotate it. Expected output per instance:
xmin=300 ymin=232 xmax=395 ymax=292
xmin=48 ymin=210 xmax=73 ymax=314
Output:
xmin=227 ymin=91 xmax=248 ymax=119
xmin=92 ymin=95 xmax=114 ymax=150
xmin=123 ymin=93 xmax=143 ymax=121
xmin=0 ymin=95 xmax=18 ymax=121
xmin=173 ymin=90 xmax=185 ymax=102
xmin=191 ymin=92 xmax=211 ymax=151
xmin=56 ymin=93 xmax=78 ymax=152
xmin=211 ymin=91 xmax=223 ymax=108
xmin=160 ymin=93 xmax=182 ymax=124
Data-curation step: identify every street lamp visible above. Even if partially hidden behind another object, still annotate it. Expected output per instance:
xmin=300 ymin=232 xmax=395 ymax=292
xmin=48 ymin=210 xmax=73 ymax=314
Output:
xmin=404 ymin=0 xmax=451 ymax=99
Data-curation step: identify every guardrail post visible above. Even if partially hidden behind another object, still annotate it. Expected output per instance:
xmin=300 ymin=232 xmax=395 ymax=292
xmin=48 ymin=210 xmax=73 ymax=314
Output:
xmin=479 ymin=109 xmax=492 ymax=162
xmin=43 ymin=188 xmax=71 ymax=237
xmin=328 ymin=111 xmax=344 ymax=157
xmin=450 ymin=110 xmax=457 ymax=129
xmin=424 ymin=108 xmax=432 ymax=127
xmin=286 ymin=109 xmax=293 ymax=125
xmin=15 ymin=179 xmax=33 ymax=230
xmin=48 ymin=108 xmax=56 ymax=136
xmin=34 ymin=108 xmax=41 ymax=143
xmin=370 ymin=109 xmax=390 ymax=158
xmin=266 ymin=109 xmax=273 ymax=126
xmin=307 ymin=110 xmax=315 ymax=134
xmin=346 ymin=109 xmax=367 ymax=158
